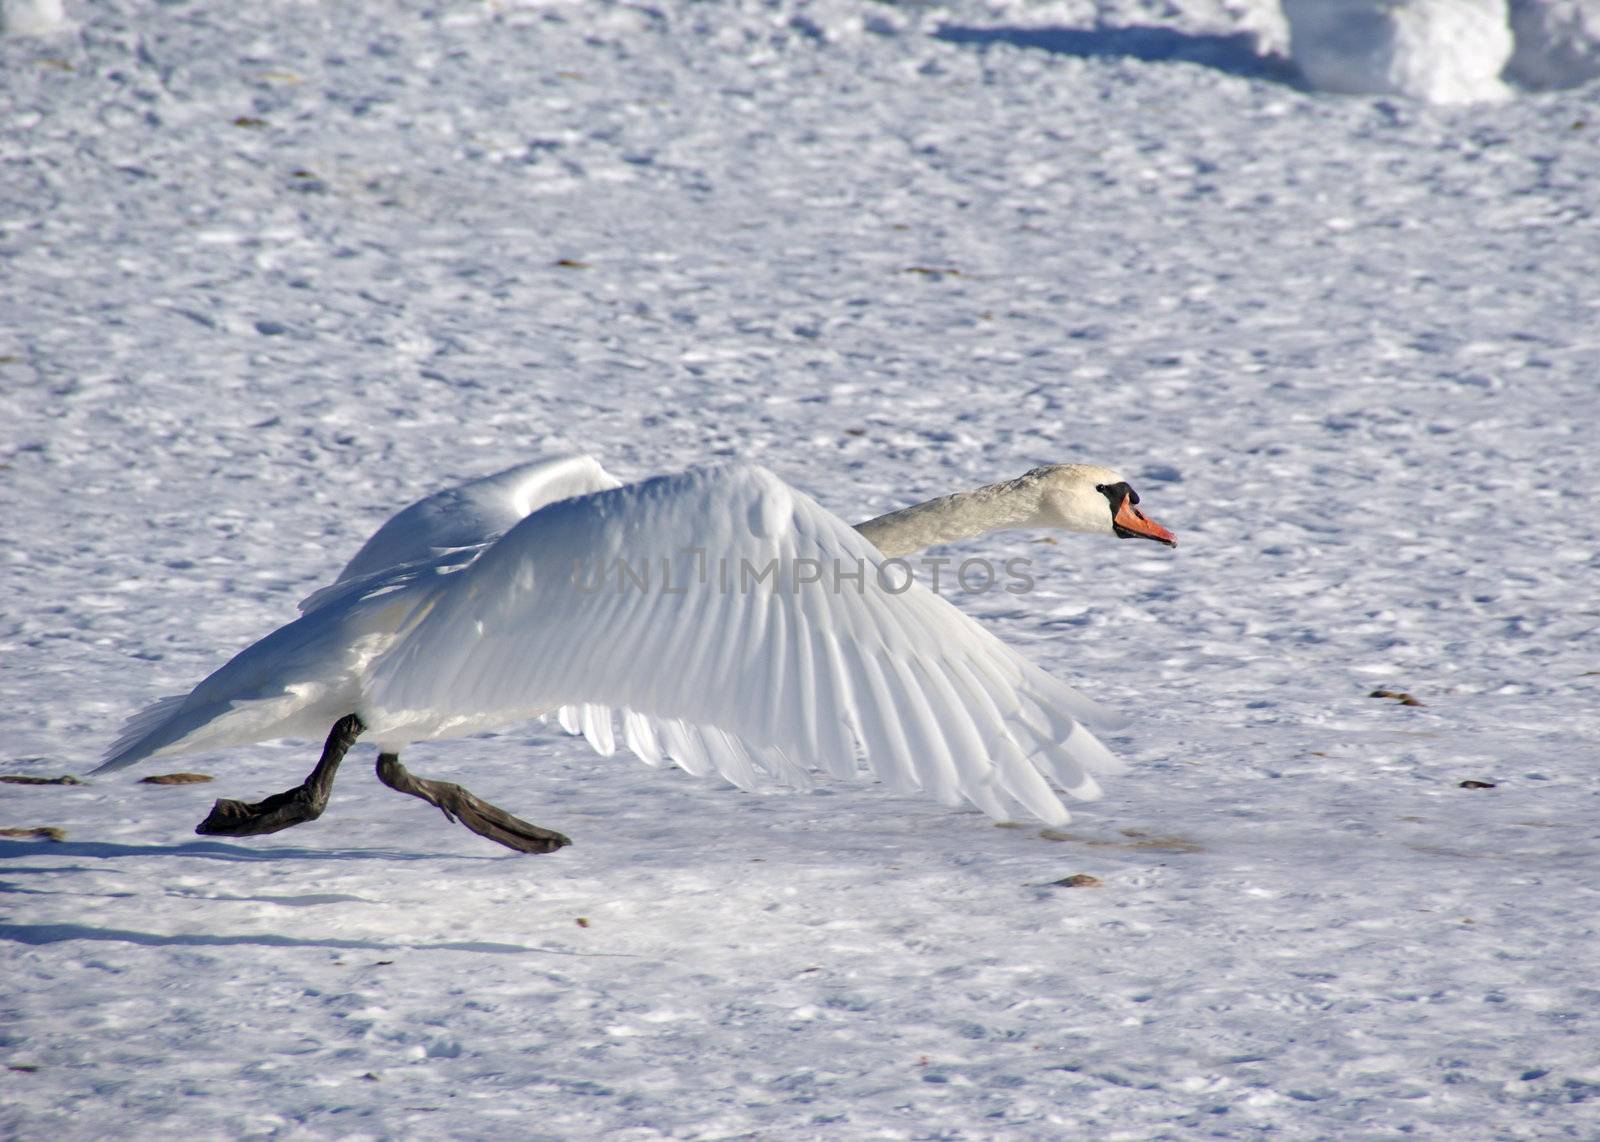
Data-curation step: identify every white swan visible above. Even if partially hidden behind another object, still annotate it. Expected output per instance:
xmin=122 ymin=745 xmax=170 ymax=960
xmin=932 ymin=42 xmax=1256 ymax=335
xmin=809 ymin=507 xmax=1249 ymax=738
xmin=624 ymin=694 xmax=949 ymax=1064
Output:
xmin=95 ymin=457 xmax=1176 ymax=852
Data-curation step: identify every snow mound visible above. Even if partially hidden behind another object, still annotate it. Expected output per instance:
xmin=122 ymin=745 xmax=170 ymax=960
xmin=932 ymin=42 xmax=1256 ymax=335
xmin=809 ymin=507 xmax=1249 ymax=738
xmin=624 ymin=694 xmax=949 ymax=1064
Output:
xmin=1283 ymin=0 xmax=1514 ymax=103
xmin=1506 ymin=0 xmax=1600 ymax=88
xmin=0 ymin=0 xmax=66 ymax=36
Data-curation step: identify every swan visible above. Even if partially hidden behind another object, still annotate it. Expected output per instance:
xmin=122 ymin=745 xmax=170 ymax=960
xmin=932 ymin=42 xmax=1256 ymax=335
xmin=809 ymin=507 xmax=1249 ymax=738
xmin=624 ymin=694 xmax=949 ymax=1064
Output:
xmin=94 ymin=457 xmax=1176 ymax=853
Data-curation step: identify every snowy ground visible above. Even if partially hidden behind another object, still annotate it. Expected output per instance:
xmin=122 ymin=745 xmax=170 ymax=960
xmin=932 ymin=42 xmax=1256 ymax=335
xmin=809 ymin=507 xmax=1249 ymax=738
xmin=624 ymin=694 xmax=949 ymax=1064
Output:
xmin=4 ymin=1 xmax=1600 ymax=1137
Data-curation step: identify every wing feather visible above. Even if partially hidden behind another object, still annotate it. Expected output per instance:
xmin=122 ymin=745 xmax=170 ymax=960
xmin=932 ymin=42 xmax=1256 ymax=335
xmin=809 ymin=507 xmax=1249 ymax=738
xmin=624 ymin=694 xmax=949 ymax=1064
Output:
xmin=839 ymin=640 xmax=920 ymax=795
xmin=622 ymin=708 xmax=666 ymax=767
xmin=579 ymin=704 xmax=616 ymax=757
xmin=658 ymin=717 xmax=713 ymax=778
xmin=880 ymin=655 xmax=963 ymax=807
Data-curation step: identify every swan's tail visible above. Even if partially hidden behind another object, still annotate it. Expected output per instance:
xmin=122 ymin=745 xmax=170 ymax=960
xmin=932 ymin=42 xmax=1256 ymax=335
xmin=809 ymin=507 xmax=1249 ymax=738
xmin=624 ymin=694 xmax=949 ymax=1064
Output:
xmin=94 ymin=694 xmax=206 ymax=773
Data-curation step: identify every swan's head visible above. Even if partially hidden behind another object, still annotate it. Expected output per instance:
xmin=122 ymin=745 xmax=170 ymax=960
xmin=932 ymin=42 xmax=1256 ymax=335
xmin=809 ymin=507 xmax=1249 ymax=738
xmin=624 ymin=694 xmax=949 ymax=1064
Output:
xmin=1029 ymin=464 xmax=1177 ymax=547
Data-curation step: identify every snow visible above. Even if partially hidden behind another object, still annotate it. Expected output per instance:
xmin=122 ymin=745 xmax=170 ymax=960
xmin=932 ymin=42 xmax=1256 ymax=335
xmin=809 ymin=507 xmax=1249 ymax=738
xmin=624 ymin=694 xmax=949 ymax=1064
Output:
xmin=1508 ymin=0 xmax=1600 ymax=89
xmin=0 ymin=0 xmax=65 ymax=38
xmin=1283 ymin=0 xmax=1514 ymax=104
xmin=3 ymin=0 xmax=1600 ymax=1137
xmin=1276 ymin=0 xmax=1600 ymax=101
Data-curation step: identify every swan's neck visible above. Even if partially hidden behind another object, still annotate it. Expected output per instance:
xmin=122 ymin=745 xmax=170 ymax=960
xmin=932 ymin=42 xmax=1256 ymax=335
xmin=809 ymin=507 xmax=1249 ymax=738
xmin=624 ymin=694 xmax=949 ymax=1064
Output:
xmin=854 ymin=475 xmax=1051 ymax=558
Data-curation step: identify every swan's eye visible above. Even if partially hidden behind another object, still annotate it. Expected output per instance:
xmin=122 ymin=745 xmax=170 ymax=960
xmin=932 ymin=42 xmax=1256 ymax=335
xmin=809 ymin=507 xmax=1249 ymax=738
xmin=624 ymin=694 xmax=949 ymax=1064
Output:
xmin=1095 ymin=482 xmax=1132 ymax=509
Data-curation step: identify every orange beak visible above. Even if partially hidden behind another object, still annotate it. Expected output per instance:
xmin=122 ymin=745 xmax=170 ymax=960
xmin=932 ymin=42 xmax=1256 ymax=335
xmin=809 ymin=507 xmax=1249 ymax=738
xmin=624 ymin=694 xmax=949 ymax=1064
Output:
xmin=1113 ymin=497 xmax=1177 ymax=547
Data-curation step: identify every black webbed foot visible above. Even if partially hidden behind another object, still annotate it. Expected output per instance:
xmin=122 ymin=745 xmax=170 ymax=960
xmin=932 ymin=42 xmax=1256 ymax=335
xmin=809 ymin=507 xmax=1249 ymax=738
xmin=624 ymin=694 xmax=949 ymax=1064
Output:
xmin=195 ymin=714 xmax=364 ymax=838
xmin=375 ymin=753 xmax=571 ymax=854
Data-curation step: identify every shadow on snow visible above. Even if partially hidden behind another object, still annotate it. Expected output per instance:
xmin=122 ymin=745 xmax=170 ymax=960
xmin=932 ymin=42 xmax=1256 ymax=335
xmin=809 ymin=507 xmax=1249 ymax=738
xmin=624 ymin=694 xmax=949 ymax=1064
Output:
xmin=0 ymin=920 xmax=546 ymax=956
xmin=934 ymin=23 xmax=1300 ymax=86
xmin=0 ymin=837 xmax=492 ymax=863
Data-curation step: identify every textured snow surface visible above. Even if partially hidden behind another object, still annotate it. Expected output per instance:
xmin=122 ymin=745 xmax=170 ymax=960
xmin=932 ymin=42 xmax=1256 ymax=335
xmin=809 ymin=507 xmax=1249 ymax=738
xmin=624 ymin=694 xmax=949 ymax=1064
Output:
xmin=4 ymin=0 xmax=1600 ymax=1137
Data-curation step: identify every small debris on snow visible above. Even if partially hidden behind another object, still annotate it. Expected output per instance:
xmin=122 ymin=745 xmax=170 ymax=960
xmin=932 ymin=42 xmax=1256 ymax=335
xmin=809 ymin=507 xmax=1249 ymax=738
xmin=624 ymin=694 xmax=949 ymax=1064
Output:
xmin=1370 ymin=689 xmax=1426 ymax=706
xmin=1038 ymin=828 xmax=1205 ymax=854
xmin=1048 ymin=874 xmax=1104 ymax=888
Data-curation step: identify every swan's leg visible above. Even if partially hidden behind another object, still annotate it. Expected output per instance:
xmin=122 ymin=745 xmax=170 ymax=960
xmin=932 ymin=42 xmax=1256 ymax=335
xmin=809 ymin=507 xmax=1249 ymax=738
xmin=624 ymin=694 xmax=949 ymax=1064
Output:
xmin=195 ymin=714 xmax=365 ymax=837
xmin=373 ymin=752 xmax=571 ymax=855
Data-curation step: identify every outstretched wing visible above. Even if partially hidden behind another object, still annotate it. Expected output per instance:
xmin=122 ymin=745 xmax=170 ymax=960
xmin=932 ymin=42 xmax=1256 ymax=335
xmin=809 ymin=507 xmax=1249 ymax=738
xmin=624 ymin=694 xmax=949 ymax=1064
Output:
xmin=300 ymin=454 xmax=623 ymax=614
xmin=367 ymin=464 xmax=1126 ymax=824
